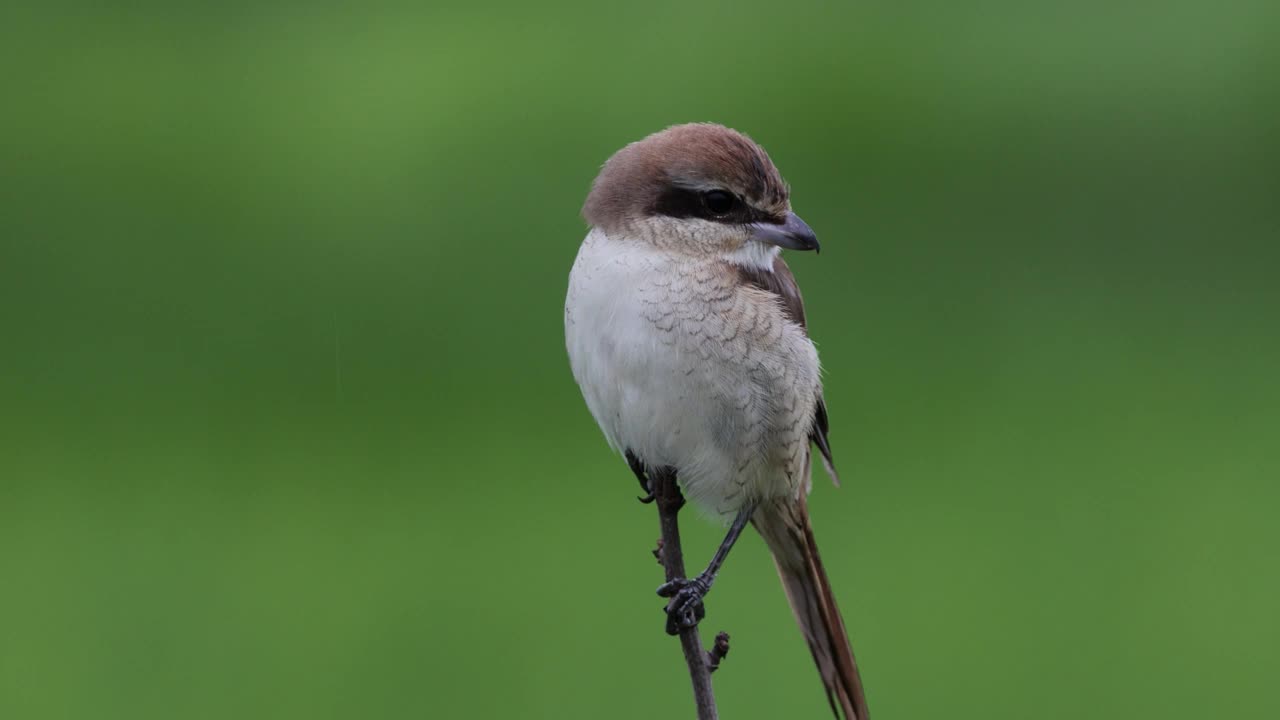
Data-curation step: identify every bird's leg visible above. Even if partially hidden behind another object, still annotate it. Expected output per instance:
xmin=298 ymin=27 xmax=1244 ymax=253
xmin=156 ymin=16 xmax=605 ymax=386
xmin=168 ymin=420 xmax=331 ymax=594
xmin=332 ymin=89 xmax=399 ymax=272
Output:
xmin=657 ymin=500 xmax=759 ymax=635
xmin=626 ymin=450 xmax=657 ymax=504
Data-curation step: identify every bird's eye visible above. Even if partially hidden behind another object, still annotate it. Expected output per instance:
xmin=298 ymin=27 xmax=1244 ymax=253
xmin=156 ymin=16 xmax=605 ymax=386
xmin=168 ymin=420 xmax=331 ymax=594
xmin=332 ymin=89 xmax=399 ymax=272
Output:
xmin=702 ymin=190 xmax=736 ymax=216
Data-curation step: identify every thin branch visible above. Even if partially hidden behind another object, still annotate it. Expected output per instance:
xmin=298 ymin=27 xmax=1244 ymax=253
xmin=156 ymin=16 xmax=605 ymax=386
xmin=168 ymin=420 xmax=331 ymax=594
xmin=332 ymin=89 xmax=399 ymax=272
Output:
xmin=650 ymin=466 xmax=719 ymax=720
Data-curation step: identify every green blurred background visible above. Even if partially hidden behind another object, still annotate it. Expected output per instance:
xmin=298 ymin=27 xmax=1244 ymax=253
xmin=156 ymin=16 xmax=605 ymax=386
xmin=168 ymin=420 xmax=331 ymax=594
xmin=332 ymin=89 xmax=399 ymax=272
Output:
xmin=2 ymin=1 xmax=1277 ymax=718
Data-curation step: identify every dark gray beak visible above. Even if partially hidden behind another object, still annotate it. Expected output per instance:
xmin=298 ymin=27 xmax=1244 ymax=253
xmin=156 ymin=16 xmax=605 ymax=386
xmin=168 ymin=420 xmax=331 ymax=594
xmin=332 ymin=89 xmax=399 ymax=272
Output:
xmin=749 ymin=212 xmax=820 ymax=253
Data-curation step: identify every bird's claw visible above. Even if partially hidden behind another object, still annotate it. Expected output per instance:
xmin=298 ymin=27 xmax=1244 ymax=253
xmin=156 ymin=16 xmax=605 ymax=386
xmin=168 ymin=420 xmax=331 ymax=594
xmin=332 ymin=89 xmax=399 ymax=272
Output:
xmin=626 ymin=451 xmax=656 ymax=504
xmin=657 ymin=575 xmax=710 ymax=635
xmin=633 ymin=471 xmax=655 ymax=504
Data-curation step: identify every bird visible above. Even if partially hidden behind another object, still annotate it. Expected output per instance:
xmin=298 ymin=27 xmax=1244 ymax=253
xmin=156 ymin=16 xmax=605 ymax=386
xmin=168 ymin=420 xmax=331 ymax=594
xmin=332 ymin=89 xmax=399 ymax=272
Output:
xmin=564 ymin=123 xmax=869 ymax=719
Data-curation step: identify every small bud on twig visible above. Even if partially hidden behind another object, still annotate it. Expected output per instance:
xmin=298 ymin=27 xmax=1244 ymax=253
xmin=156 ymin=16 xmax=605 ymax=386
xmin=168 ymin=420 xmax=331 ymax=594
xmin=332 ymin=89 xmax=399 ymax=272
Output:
xmin=706 ymin=632 xmax=730 ymax=673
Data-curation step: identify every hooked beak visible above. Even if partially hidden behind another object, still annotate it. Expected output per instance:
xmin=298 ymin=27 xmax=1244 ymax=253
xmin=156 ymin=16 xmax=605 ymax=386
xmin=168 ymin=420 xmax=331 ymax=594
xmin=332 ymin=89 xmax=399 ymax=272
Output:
xmin=749 ymin=211 xmax=820 ymax=253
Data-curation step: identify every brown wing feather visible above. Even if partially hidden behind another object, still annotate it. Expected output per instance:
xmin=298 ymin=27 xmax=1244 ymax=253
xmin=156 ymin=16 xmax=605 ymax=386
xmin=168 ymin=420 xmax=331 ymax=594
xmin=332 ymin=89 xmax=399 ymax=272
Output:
xmin=811 ymin=397 xmax=839 ymax=486
xmin=732 ymin=255 xmax=839 ymax=484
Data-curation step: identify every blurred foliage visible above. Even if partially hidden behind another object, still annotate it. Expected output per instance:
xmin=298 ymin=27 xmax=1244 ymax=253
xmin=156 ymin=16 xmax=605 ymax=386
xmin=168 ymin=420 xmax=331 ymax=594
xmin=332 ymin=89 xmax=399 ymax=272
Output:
xmin=1 ymin=1 xmax=1278 ymax=718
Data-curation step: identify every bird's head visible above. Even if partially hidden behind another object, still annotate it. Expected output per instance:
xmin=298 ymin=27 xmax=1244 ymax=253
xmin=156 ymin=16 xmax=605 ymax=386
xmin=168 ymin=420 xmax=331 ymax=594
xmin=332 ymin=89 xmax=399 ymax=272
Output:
xmin=582 ymin=123 xmax=819 ymax=267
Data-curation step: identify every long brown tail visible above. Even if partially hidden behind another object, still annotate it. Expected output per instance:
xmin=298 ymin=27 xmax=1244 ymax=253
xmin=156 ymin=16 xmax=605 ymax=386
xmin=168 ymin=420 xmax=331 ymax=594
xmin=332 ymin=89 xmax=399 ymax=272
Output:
xmin=753 ymin=495 xmax=870 ymax=719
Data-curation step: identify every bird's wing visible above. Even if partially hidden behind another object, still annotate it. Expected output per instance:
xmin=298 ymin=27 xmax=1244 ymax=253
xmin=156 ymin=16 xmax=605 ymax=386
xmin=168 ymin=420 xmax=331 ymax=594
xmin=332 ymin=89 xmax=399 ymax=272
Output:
xmin=810 ymin=396 xmax=839 ymax=486
xmin=734 ymin=255 xmax=840 ymax=486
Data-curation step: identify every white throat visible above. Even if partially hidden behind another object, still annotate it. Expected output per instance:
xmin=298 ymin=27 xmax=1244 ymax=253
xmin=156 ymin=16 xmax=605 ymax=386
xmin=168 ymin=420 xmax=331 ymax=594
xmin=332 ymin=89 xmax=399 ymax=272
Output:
xmin=723 ymin=240 xmax=780 ymax=271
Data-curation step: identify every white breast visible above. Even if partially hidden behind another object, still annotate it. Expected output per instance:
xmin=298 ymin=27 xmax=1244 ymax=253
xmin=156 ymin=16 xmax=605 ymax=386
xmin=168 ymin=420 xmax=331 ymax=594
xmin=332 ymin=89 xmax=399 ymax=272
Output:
xmin=565 ymin=229 xmax=821 ymax=517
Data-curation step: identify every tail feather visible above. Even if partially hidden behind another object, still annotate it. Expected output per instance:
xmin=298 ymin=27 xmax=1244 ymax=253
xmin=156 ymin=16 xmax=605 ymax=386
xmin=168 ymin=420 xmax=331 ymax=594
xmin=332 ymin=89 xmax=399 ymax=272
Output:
xmin=753 ymin=495 xmax=869 ymax=719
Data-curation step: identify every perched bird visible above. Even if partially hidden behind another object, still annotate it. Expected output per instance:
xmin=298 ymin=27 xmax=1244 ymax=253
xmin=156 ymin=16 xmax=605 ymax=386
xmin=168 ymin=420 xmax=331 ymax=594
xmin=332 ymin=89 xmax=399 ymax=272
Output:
xmin=565 ymin=123 xmax=869 ymax=719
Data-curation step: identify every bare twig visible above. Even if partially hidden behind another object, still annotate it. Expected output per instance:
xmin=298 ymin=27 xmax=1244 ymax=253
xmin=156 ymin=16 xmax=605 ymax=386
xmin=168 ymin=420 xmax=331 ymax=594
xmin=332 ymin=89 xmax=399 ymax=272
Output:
xmin=650 ymin=466 xmax=719 ymax=720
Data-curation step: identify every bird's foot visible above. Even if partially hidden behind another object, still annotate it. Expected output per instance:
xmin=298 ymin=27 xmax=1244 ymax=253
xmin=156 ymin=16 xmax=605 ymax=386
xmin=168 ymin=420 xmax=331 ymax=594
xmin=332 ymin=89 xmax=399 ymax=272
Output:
xmin=626 ymin=450 xmax=657 ymax=504
xmin=657 ymin=574 xmax=710 ymax=635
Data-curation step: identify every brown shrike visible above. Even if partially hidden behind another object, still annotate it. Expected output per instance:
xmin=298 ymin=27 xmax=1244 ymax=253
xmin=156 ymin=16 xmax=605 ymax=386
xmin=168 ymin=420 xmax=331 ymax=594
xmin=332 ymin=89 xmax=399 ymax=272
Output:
xmin=565 ymin=123 xmax=869 ymax=718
